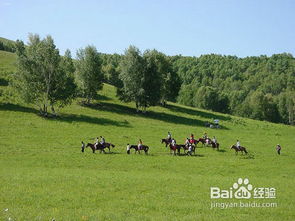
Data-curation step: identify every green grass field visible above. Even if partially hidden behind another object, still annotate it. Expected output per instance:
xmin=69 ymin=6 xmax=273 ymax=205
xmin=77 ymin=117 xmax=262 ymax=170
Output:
xmin=0 ymin=51 xmax=295 ymax=220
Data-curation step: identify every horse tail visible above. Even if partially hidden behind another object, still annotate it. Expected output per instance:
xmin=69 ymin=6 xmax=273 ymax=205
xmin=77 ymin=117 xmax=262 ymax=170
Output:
xmin=244 ymin=148 xmax=248 ymax=154
xmin=111 ymin=144 xmax=115 ymax=147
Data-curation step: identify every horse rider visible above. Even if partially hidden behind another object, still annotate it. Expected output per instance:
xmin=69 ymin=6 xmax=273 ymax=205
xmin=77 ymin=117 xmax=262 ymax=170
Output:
xmin=276 ymin=144 xmax=281 ymax=155
xmin=171 ymin=138 xmax=176 ymax=147
xmin=203 ymin=132 xmax=208 ymax=139
xmin=81 ymin=141 xmax=85 ymax=153
xmin=212 ymin=136 xmax=217 ymax=144
xmin=167 ymin=132 xmax=172 ymax=141
xmin=138 ymin=139 xmax=143 ymax=150
xmin=236 ymin=140 xmax=241 ymax=150
xmin=100 ymin=136 xmax=105 ymax=146
xmin=94 ymin=137 xmax=99 ymax=149
xmin=190 ymin=134 xmax=195 ymax=143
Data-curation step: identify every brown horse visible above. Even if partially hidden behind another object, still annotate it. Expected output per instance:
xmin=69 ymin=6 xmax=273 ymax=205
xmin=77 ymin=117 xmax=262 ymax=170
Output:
xmin=129 ymin=145 xmax=149 ymax=154
xmin=198 ymin=138 xmax=212 ymax=147
xmin=211 ymin=142 xmax=219 ymax=150
xmin=161 ymin=138 xmax=171 ymax=147
xmin=197 ymin=138 xmax=206 ymax=146
xmin=86 ymin=143 xmax=109 ymax=153
xmin=230 ymin=145 xmax=248 ymax=154
xmin=168 ymin=143 xmax=182 ymax=155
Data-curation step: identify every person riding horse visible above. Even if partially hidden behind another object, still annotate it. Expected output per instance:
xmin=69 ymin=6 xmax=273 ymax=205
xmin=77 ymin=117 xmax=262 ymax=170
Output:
xmin=236 ymin=140 xmax=241 ymax=150
xmin=138 ymin=139 xmax=143 ymax=150
xmin=100 ymin=136 xmax=105 ymax=146
xmin=94 ymin=137 xmax=99 ymax=149
xmin=167 ymin=132 xmax=172 ymax=141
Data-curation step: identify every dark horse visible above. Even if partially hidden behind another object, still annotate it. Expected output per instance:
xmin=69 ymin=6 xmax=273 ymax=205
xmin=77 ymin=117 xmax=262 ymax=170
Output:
xmin=129 ymin=145 xmax=149 ymax=154
xmin=197 ymin=138 xmax=211 ymax=146
xmin=211 ymin=142 xmax=219 ymax=150
xmin=230 ymin=145 xmax=248 ymax=155
xmin=103 ymin=142 xmax=115 ymax=152
xmin=168 ymin=143 xmax=183 ymax=155
xmin=161 ymin=138 xmax=172 ymax=147
xmin=86 ymin=143 xmax=110 ymax=153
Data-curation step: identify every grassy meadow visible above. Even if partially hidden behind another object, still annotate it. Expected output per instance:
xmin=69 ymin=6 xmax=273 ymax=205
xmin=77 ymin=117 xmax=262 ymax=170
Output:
xmin=0 ymin=52 xmax=295 ymax=220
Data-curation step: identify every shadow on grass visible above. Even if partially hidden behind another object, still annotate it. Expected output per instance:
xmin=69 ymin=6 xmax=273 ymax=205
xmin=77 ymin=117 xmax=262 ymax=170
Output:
xmin=0 ymin=103 xmax=38 ymax=114
xmin=167 ymin=103 xmax=232 ymax=121
xmin=94 ymin=93 xmax=112 ymax=101
xmin=50 ymin=113 xmax=130 ymax=127
xmin=217 ymin=149 xmax=227 ymax=153
xmin=89 ymin=102 xmax=229 ymax=129
xmin=175 ymin=153 xmax=205 ymax=157
xmin=0 ymin=103 xmax=130 ymax=127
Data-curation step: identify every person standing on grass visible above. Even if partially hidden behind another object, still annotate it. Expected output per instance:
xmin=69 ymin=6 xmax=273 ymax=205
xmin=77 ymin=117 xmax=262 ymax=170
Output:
xmin=81 ymin=141 xmax=85 ymax=152
xmin=276 ymin=144 xmax=282 ymax=155
xmin=185 ymin=138 xmax=190 ymax=148
xmin=126 ymin=144 xmax=131 ymax=154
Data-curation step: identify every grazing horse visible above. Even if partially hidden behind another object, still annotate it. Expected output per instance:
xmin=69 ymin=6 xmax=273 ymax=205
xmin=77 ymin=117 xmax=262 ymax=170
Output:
xmin=86 ymin=143 xmax=108 ymax=153
xmin=103 ymin=142 xmax=115 ymax=152
xmin=230 ymin=145 xmax=248 ymax=155
xmin=161 ymin=138 xmax=171 ymax=147
xmin=129 ymin=145 xmax=149 ymax=154
xmin=211 ymin=142 xmax=219 ymax=150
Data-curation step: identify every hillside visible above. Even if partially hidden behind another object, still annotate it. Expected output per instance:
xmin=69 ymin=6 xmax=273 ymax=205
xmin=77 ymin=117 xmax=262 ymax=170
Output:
xmin=0 ymin=50 xmax=17 ymax=74
xmin=1 ymin=82 xmax=295 ymax=220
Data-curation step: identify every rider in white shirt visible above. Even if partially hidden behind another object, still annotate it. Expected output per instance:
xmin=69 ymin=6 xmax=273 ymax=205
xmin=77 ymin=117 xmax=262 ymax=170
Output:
xmin=167 ymin=132 xmax=172 ymax=140
xmin=171 ymin=138 xmax=176 ymax=147
xmin=237 ymin=140 xmax=240 ymax=150
xmin=100 ymin=136 xmax=105 ymax=145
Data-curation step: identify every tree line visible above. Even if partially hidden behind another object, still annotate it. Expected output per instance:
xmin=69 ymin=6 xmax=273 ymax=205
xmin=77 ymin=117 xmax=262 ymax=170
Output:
xmin=13 ymin=34 xmax=295 ymax=124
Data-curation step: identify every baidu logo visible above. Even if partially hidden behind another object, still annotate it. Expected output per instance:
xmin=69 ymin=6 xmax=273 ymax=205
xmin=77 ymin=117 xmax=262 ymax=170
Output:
xmin=210 ymin=178 xmax=276 ymax=199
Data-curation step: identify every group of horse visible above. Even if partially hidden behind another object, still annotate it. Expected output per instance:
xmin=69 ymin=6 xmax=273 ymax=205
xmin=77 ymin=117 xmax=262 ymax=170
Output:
xmin=82 ymin=136 xmax=248 ymax=155
xmin=161 ymin=137 xmax=219 ymax=155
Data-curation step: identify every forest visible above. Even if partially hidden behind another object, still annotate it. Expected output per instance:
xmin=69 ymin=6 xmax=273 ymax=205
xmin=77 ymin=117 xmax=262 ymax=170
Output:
xmin=1 ymin=36 xmax=294 ymax=124
xmin=102 ymin=50 xmax=295 ymax=125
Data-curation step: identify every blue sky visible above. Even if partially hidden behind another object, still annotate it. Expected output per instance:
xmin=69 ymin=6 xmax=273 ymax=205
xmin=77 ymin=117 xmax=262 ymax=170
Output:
xmin=1 ymin=0 xmax=294 ymax=57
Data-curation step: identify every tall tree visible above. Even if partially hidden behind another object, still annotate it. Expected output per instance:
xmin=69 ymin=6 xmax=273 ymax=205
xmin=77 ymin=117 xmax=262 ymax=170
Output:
xmin=14 ymin=34 xmax=76 ymax=115
xmin=75 ymin=46 xmax=103 ymax=104
xmin=118 ymin=45 xmax=145 ymax=111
